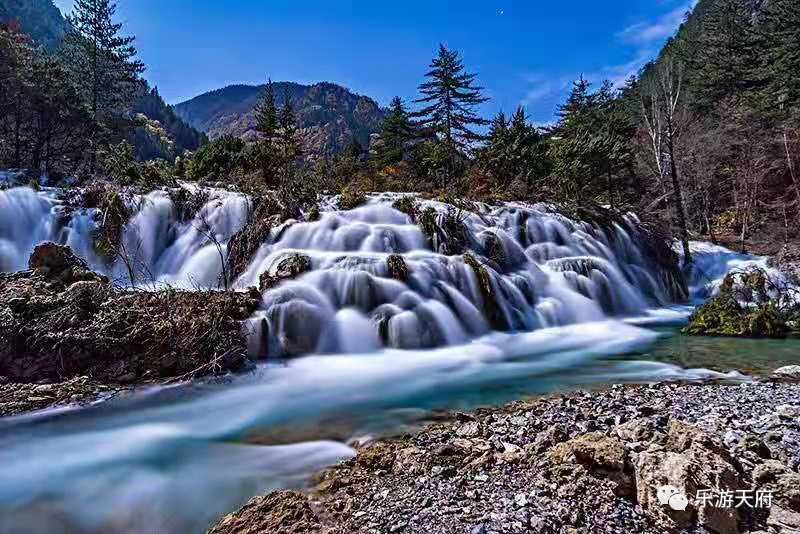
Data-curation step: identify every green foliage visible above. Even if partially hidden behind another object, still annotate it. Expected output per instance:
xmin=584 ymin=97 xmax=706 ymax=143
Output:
xmin=99 ymin=141 xmax=139 ymax=184
xmin=414 ymin=44 xmax=488 ymax=184
xmin=185 ymin=136 xmax=247 ymax=182
xmin=338 ymin=183 xmax=368 ymax=210
xmin=476 ymin=106 xmax=549 ymax=198
xmin=131 ymin=83 xmax=207 ymax=161
xmin=684 ymin=269 xmax=799 ymax=338
xmin=61 ymin=0 xmax=145 ymax=171
xmin=376 ymin=96 xmax=416 ymax=166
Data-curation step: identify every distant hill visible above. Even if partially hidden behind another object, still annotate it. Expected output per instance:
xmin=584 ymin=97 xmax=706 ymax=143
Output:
xmin=0 ymin=0 xmax=65 ymax=50
xmin=175 ymin=82 xmax=387 ymax=157
xmin=0 ymin=0 xmax=206 ymax=161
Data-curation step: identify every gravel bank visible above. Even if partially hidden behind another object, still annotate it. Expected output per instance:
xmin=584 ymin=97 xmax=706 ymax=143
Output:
xmin=211 ymin=380 xmax=800 ymax=534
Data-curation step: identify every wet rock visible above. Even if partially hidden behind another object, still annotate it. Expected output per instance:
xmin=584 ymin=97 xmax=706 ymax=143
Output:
xmin=227 ymin=204 xmax=278 ymax=280
xmin=463 ymin=253 xmax=508 ymax=331
xmin=387 ymin=254 xmax=410 ymax=283
xmin=259 ymin=253 xmax=312 ymax=292
xmin=771 ymin=366 xmax=800 ymax=383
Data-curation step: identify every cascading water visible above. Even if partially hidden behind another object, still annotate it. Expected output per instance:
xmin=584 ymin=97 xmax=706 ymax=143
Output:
xmin=0 ymin=183 xmax=751 ymax=533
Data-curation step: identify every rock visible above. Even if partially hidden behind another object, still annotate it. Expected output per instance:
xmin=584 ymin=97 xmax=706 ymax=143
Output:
xmin=387 ymin=254 xmax=410 ymax=283
xmin=549 ymin=432 xmax=633 ymax=496
xmin=635 ymin=421 xmax=745 ymax=533
xmin=258 ymin=253 xmax=312 ymax=292
xmin=771 ymin=366 xmax=800 ymax=383
xmin=28 ymin=243 xmax=105 ymax=285
xmin=208 ymin=491 xmax=322 ymax=534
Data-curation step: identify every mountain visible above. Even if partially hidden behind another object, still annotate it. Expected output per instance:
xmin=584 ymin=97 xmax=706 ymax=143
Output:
xmin=0 ymin=0 xmax=206 ymax=161
xmin=175 ymin=82 xmax=387 ymax=157
xmin=131 ymin=82 xmax=208 ymax=161
xmin=0 ymin=0 xmax=65 ymax=50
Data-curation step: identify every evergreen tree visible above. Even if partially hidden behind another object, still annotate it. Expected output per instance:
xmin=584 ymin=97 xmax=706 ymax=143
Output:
xmin=758 ymin=0 xmax=800 ymax=208
xmin=685 ymin=0 xmax=762 ymax=111
xmin=758 ymin=0 xmax=800 ymax=120
xmin=415 ymin=44 xmax=489 ymax=183
xmin=377 ymin=96 xmax=415 ymax=165
xmin=278 ymin=90 xmax=301 ymax=164
xmin=254 ymin=78 xmax=278 ymax=141
xmin=62 ymin=0 xmax=145 ymax=173
xmin=252 ymin=78 xmax=279 ymax=183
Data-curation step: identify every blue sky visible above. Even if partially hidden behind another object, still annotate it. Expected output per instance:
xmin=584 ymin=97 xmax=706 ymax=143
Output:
xmin=53 ymin=0 xmax=696 ymax=123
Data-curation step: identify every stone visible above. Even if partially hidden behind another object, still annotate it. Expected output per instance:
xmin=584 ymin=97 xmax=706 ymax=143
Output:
xmin=772 ymin=366 xmax=800 ymax=383
xmin=634 ymin=422 xmax=744 ymax=533
xmin=258 ymin=253 xmax=312 ymax=292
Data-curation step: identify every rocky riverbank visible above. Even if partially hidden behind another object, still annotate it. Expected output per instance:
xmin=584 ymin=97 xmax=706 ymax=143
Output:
xmin=210 ymin=376 xmax=800 ymax=534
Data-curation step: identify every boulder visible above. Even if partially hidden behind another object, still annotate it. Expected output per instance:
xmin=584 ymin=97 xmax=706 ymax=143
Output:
xmin=771 ymin=366 xmax=800 ymax=383
xmin=28 ymin=243 xmax=106 ymax=285
xmin=634 ymin=421 xmax=745 ymax=533
xmin=549 ymin=432 xmax=633 ymax=496
xmin=258 ymin=253 xmax=312 ymax=292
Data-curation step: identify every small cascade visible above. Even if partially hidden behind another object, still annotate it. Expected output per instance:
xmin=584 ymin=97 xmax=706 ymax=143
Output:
xmin=1 ymin=185 xmax=250 ymax=287
xmin=0 ymin=185 xmax=687 ymax=358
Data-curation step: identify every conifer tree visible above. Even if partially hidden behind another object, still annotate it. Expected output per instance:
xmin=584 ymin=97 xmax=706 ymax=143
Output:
xmin=377 ymin=96 xmax=415 ymax=165
xmin=415 ymin=44 xmax=489 ymax=183
xmin=685 ymin=0 xmax=762 ymax=111
xmin=758 ymin=0 xmax=800 ymax=207
xmin=63 ymin=0 xmax=145 ymax=173
xmin=278 ymin=90 xmax=301 ymax=164
xmin=254 ymin=79 xmax=278 ymax=142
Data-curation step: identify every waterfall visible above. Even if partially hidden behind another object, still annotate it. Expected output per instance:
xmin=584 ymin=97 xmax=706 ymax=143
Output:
xmin=1 ymin=185 xmax=685 ymax=358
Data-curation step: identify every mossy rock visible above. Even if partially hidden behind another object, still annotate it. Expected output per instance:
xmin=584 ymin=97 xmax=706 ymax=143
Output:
xmin=386 ymin=254 xmax=410 ymax=282
xmin=227 ymin=204 xmax=276 ymax=281
xmin=392 ymin=196 xmax=417 ymax=220
xmin=464 ymin=253 xmax=508 ymax=331
xmin=339 ymin=185 xmax=368 ymax=211
xmin=93 ymin=188 xmax=130 ymax=261
xmin=683 ymin=290 xmax=789 ymax=339
xmin=258 ymin=253 xmax=312 ymax=292
xmin=418 ymin=207 xmax=470 ymax=256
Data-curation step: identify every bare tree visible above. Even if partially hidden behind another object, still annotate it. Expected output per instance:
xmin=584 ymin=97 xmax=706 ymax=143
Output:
xmin=640 ymin=56 xmax=693 ymax=265
xmin=195 ymin=215 xmax=230 ymax=291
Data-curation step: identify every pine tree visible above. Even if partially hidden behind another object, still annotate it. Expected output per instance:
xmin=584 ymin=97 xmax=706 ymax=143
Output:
xmin=415 ymin=44 xmax=489 ymax=183
xmin=758 ymin=0 xmax=800 ymax=208
xmin=63 ymin=0 xmax=145 ymax=173
xmin=252 ymin=78 xmax=279 ymax=183
xmin=377 ymin=96 xmax=415 ymax=165
xmin=759 ymin=0 xmax=800 ymax=119
xmin=685 ymin=0 xmax=762 ymax=111
xmin=278 ymin=90 xmax=301 ymax=164
xmin=254 ymin=78 xmax=278 ymax=141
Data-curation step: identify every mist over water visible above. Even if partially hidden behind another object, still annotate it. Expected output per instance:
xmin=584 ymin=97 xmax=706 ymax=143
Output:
xmin=0 ymin=185 xmax=755 ymax=532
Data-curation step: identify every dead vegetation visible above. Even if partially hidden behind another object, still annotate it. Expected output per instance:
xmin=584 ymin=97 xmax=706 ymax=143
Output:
xmin=0 ymin=243 xmax=261 ymax=384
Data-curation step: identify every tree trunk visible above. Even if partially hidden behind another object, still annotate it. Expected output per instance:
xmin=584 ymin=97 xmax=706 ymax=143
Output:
xmin=783 ymin=127 xmax=800 ymax=211
xmin=667 ymin=134 xmax=692 ymax=265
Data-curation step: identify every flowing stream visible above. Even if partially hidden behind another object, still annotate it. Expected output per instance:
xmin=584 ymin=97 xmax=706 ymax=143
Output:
xmin=0 ymin=184 xmax=776 ymax=533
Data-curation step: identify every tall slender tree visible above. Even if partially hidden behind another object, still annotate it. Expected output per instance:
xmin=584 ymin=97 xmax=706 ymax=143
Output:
xmin=376 ymin=96 xmax=415 ymax=166
xmin=63 ymin=0 xmax=145 ymax=173
xmin=254 ymin=78 xmax=278 ymax=141
xmin=414 ymin=44 xmax=488 ymax=184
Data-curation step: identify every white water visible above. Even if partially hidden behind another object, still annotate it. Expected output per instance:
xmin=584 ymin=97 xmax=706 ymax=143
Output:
xmin=0 ymin=184 xmax=755 ymax=533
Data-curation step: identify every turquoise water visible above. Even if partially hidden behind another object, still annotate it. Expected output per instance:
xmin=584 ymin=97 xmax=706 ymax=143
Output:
xmin=635 ymin=327 xmax=800 ymax=375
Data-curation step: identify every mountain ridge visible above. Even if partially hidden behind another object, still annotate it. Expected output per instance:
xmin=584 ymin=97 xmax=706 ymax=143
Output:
xmin=175 ymin=81 xmax=387 ymax=157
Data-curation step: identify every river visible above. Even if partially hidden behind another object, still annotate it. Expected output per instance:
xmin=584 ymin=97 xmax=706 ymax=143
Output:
xmin=0 ymin=184 xmax=789 ymax=532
